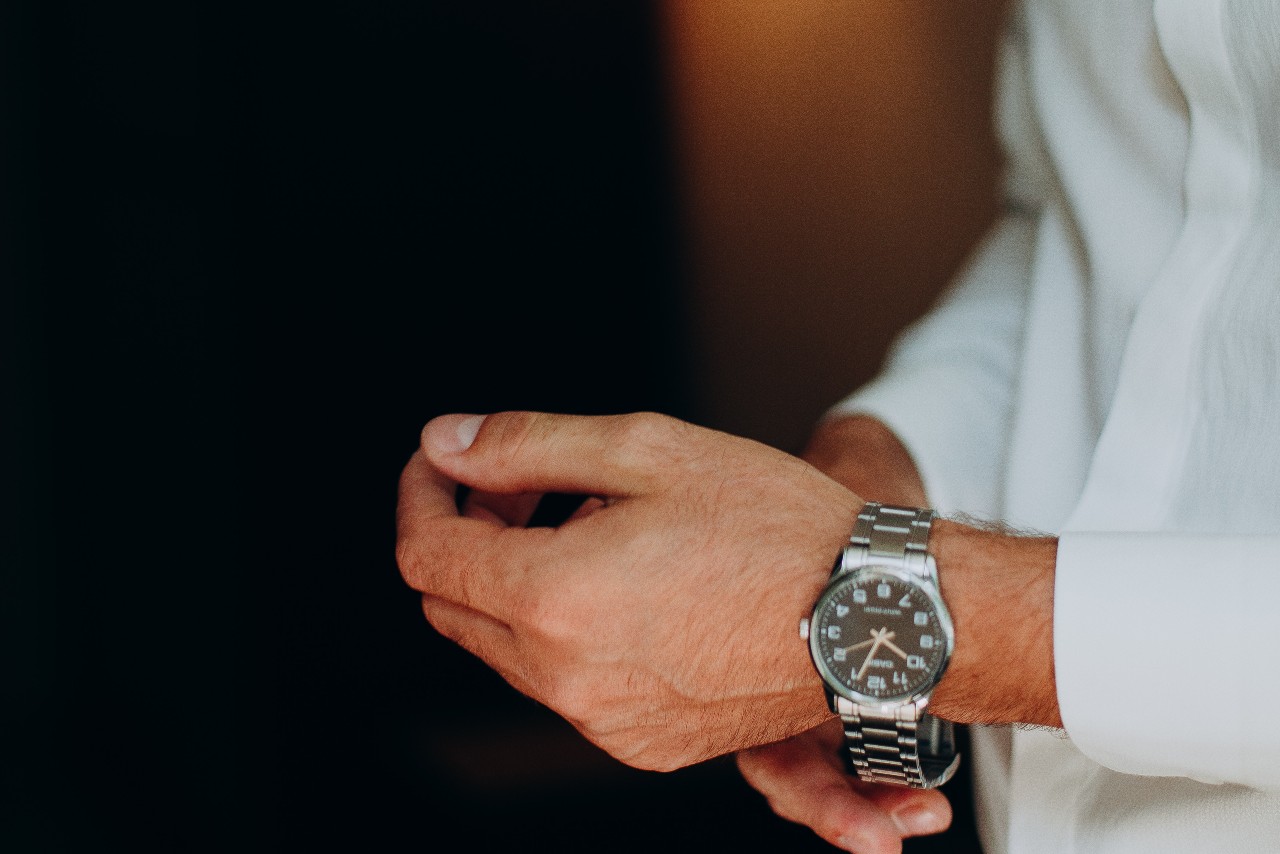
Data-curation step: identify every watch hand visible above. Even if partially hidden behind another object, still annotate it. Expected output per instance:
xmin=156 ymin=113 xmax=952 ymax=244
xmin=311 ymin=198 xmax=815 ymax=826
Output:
xmin=853 ymin=629 xmax=898 ymax=656
xmin=881 ymin=635 xmax=909 ymax=660
xmin=839 ymin=638 xmax=876 ymax=654
xmin=856 ymin=634 xmax=887 ymax=681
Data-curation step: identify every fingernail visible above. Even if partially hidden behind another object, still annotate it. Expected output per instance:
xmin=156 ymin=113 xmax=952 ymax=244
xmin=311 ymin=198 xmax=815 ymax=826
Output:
xmin=423 ymin=414 xmax=485 ymax=455
xmin=454 ymin=415 xmax=483 ymax=450
xmin=891 ymin=802 xmax=948 ymax=836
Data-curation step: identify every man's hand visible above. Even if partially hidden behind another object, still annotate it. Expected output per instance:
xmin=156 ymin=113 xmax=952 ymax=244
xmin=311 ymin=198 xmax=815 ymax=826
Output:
xmin=737 ymin=719 xmax=953 ymax=854
xmin=395 ymin=410 xmax=863 ymax=771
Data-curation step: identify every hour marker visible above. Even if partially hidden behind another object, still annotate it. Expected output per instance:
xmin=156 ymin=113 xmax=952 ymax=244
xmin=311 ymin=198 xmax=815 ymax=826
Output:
xmin=920 ymin=634 xmax=934 ymax=649
xmin=836 ymin=604 xmax=850 ymax=617
xmin=853 ymin=589 xmax=867 ymax=604
xmin=834 ymin=648 xmax=847 ymax=661
xmin=826 ymin=625 xmax=842 ymax=640
xmin=907 ymin=655 xmax=925 ymax=670
xmin=877 ymin=583 xmax=891 ymax=598
xmin=914 ymin=611 xmax=928 ymax=626
xmin=898 ymin=593 xmax=912 ymax=608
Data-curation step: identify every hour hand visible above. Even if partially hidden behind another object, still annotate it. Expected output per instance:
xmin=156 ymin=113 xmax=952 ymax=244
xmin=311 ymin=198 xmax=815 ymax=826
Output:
xmin=839 ymin=637 xmax=876 ymax=655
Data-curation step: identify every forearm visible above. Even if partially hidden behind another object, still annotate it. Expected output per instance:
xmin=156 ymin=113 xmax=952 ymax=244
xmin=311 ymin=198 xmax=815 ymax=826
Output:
xmin=929 ymin=520 xmax=1060 ymax=729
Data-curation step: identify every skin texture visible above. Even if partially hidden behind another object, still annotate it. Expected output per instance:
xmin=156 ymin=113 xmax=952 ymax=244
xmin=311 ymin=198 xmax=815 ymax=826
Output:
xmin=397 ymin=410 xmax=859 ymax=769
xmin=395 ymin=410 xmax=1058 ymax=852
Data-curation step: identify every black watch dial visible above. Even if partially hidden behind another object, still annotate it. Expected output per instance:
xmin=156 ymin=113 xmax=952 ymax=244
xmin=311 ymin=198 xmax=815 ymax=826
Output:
xmin=810 ymin=568 xmax=951 ymax=702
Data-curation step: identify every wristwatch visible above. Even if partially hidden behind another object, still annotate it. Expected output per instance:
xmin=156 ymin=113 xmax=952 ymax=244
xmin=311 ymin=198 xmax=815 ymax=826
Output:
xmin=800 ymin=502 xmax=960 ymax=789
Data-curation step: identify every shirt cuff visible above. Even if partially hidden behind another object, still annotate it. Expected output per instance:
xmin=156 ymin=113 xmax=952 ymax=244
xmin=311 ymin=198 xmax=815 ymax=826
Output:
xmin=1055 ymin=531 xmax=1280 ymax=790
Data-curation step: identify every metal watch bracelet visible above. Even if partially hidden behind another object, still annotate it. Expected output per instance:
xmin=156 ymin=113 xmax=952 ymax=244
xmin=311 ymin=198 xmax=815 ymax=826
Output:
xmin=833 ymin=503 xmax=960 ymax=789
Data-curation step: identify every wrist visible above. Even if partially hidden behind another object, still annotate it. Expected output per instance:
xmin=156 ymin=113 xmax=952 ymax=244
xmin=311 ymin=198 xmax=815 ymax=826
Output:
xmin=928 ymin=518 xmax=1061 ymax=728
xmin=803 ymin=503 xmax=965 ymax=788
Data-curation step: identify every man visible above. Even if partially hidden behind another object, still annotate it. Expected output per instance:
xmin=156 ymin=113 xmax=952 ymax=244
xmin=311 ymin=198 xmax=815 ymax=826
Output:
xmin=396 ymin=1 xmax=1280 ymax=851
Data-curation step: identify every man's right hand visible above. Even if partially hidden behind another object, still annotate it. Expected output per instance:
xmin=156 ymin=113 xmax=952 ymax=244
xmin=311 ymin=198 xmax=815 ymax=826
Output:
xmin=737 ymin=718 xmax=953 ymax=854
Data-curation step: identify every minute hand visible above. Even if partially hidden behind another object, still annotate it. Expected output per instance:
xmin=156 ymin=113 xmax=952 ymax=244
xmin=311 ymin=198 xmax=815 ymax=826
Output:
xmin=881 ymin=636 xmax=910 ymax=661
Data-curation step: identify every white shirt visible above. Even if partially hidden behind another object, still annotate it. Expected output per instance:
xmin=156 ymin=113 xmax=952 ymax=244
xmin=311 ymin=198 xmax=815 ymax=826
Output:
xmin=832 ymin=1 xmax=1280 ymax=851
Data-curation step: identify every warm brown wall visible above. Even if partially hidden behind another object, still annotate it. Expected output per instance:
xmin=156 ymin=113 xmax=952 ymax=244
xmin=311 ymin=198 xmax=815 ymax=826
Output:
xmin=660 ymin=0 xmax=1007 ymax=454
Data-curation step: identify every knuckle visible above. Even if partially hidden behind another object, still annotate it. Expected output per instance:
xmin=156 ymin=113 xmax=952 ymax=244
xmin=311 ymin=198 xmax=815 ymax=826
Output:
xmin=394 ymin=536 xmax=428 ymax=589
xmin=419 ymin=597 xmax=460 ymax=640
xmin=753 ymin=741 xmax=803 ymax=778
xmin=765 ymin=793 xmax=803 ymax=825
xmin=397 ymin=524 xmax=481 ymax=598
xmin=510 ymin=565 xmax=593 ymax=645
xmin=510 ymin=589 xmax=574 ymax=642
xmin=611 ymin=411 xmax=686 ymax=469
xmin=615 ymin=411 xmax=677 ymax=448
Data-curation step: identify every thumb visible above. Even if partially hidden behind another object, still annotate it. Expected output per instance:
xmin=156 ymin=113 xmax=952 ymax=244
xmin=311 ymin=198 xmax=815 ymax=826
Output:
xmin=421 ymin=410 xmax=676 ymax=497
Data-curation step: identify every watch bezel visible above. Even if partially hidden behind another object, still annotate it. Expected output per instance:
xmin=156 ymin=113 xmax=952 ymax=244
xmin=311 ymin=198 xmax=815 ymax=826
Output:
xmin=808 ymin=563 xmax=955 ymax=708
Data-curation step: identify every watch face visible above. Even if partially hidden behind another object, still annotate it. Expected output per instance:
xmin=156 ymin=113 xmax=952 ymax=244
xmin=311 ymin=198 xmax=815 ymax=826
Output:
xmin=810 ymin=566 xmax=952 ymax=704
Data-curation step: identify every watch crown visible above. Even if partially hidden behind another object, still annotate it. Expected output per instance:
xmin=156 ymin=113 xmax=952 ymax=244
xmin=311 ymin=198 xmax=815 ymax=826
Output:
xmin=799 ymin=618 xmax=810 ymax=640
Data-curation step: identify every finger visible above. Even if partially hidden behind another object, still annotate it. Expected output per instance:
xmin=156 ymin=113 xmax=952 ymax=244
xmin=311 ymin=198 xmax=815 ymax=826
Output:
xmin=462 ymin=489 xmax=543 ymax=526
xmin=396 ymin=451 xmax=556 ymax=614
xmin=396 ymin=449 xmax=463 ymax=526
xmin=863 ymin=785 xmax=952 ymax=842
xmin=565 ymin=496 xmax=607 ymax=522
xmin=738 ymin=733 xmax=901 ymax=854
xmin=779 ymin=721 xmax=953 ymax=840
xmin=420 ymin=595 xmax=536 ymax=697
xmin=420 ymin=410 xmax=694 ymax=498
xmin=737 ymin=725 xmax=948 ymax=853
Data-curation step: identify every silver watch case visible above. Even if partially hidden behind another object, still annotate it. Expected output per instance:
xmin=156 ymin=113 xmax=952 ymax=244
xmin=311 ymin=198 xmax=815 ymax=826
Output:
xmin=805 ymin=556 xmax=956 ymax=713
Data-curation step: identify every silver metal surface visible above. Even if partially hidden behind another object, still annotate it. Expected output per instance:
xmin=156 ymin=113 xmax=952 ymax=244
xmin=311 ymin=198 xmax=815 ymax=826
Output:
xmin=808 ymin=564 xmax=955 ymax=709
xmin=811 ymin=502 xmax=960 ymax=789
xmin=841 ymin=502 xmax=935 ymax=579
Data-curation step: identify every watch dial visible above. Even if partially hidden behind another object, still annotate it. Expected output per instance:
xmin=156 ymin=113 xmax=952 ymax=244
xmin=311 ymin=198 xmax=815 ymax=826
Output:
xmin=811 ymin=569 xmax=950 ymax=702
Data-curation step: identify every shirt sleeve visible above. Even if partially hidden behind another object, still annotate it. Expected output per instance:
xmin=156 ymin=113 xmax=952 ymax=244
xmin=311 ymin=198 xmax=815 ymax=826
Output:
xmin=1056 ymin=532 xmax=1280 ymax=791
xmin=826 ymin=216 xmax=1033 ymax=517
xmin=827 ymin=10 xmax=1050 ymax=519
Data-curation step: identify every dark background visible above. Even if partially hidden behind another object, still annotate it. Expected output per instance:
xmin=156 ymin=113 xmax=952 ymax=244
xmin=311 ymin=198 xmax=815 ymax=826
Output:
xmin=5 ymin=2 xmax=983 ymax=851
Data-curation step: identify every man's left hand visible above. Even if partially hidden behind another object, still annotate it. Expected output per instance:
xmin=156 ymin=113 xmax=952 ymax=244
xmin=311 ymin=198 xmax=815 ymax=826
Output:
xmin=396 ymin=410 xmax=862 ymax=771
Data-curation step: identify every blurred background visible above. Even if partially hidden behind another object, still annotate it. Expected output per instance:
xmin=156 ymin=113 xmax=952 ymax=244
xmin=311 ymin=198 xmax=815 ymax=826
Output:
xmin=4 ymin=1 xmax=1003 ymax=851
